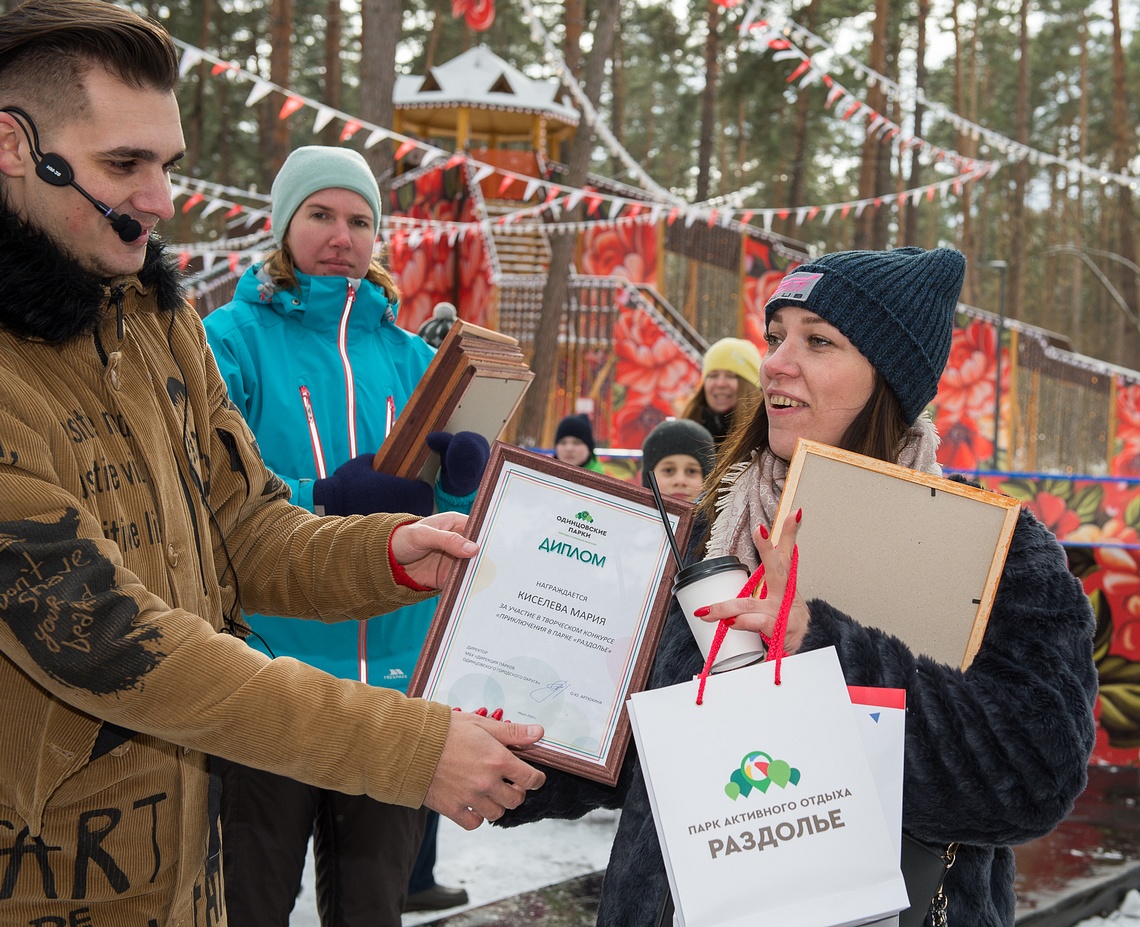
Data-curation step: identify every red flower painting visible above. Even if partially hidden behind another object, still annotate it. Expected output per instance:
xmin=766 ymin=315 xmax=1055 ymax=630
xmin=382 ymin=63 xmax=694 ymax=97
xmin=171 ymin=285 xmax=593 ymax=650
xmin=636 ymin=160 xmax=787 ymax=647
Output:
xmin=609 ymin=301 xmax=701 ymax=448
xmin=579 ymin=223 xmax=658 ymax=286
xmin=933 ymin=318 xmax=1009 ymax=470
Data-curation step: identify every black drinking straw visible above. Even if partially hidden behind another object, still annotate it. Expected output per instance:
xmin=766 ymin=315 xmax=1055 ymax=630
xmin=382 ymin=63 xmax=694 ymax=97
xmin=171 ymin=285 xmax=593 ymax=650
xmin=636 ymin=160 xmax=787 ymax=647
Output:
xmin=647 ymin=470 xmax=685 ymax=570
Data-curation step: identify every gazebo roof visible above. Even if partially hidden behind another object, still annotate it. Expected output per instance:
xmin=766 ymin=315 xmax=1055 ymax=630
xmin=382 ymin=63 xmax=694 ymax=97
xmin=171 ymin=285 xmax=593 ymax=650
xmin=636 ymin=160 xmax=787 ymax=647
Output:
xmin=394 ymin=46 xmax=579 ymax=141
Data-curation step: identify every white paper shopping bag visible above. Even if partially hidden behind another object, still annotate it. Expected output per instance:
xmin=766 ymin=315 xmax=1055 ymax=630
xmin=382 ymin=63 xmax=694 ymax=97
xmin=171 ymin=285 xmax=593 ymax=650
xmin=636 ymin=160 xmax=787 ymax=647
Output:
xmin=628 ymin=647 xmax=908 ymax=927
xmin=848 ymin=687 xmax=906 ymax=927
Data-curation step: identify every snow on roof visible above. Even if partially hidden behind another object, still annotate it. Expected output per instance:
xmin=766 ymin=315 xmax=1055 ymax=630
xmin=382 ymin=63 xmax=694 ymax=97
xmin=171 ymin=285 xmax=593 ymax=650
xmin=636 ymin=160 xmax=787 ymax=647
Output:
xmin=394 ymin=45 xmax=579 ymax=125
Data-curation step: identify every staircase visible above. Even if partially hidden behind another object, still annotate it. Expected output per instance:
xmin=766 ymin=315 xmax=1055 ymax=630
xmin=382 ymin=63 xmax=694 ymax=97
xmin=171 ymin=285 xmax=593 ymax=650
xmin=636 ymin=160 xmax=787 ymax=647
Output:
xmin=483 ymin=199 xmax=553 ymax=276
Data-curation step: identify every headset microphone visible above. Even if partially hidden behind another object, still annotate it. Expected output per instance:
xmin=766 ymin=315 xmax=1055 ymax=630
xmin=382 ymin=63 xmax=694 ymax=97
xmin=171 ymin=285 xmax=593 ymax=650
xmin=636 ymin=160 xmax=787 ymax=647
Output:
xmin=2 ymin=106 xmax=144 ymax=243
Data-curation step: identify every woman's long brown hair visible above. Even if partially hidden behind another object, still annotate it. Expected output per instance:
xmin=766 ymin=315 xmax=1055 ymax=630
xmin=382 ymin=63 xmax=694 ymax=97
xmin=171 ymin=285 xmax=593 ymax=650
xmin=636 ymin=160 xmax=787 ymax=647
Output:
xmin=680 ymin=374 xmax=761 ymax=423
xmin=260 ymin=244 xmax=400 ymax=303
xmin=692 ymin=373 xmax=910 ymax=556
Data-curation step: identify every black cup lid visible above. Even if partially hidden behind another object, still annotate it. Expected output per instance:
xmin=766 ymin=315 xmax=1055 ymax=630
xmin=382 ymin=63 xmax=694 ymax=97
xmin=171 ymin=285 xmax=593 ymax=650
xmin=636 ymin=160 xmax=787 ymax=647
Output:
xmin=673 ymin=554 xmax=747 ymax=590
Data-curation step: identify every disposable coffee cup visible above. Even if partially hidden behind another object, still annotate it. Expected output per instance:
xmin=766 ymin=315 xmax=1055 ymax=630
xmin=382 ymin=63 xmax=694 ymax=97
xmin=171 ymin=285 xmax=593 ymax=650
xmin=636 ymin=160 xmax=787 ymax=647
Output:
xmin=673 ymin=555 xmax=767 ymax=673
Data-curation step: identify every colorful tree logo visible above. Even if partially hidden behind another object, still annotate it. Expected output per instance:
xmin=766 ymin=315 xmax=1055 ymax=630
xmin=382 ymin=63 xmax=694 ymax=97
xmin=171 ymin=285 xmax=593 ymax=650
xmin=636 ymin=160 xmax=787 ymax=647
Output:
xmin=725 ymin=750 xmax=801 ymax=800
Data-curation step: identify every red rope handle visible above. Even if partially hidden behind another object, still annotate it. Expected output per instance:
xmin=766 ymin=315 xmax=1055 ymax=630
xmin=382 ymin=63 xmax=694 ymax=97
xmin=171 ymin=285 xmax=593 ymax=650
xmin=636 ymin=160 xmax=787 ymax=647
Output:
xmin=695 ymin=544 xmax=799 ymax=704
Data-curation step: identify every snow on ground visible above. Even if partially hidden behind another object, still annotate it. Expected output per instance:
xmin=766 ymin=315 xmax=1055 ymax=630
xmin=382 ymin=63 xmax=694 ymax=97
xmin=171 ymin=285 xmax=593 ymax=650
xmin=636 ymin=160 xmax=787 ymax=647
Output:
xmin=288 ymin=808 xmax=621 ymax=926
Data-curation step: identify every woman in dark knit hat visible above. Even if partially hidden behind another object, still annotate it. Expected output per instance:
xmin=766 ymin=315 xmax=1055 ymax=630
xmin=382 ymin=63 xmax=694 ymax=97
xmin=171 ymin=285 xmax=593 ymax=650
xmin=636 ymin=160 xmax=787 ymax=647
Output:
xmin=496 ymin=247 xmax=1097 ymax=927
xmin=640 ymin=418 xmax=715 ymax=503
xmin=553 ymin=413 xmax=605 ymax=473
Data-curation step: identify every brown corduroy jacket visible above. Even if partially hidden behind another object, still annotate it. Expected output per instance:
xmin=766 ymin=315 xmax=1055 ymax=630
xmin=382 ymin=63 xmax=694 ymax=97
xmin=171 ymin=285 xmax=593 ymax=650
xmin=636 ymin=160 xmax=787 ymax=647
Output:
xmin=0 ymin=221 xmax=452 ymax=926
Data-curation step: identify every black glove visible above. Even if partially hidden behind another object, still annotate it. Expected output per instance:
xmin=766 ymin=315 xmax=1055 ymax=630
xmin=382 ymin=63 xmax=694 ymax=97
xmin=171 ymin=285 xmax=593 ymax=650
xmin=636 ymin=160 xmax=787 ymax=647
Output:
xmin=426 ymin=431 xmax=491 ymax=497
xmin=312 ymin=454 xmax=434 ymax=517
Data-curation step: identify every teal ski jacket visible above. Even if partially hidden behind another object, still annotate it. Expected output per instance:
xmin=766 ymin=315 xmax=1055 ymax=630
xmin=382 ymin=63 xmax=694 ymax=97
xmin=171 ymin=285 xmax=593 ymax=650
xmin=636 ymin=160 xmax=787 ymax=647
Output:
xmin=204 ymin=263 xmax=467 ymax=690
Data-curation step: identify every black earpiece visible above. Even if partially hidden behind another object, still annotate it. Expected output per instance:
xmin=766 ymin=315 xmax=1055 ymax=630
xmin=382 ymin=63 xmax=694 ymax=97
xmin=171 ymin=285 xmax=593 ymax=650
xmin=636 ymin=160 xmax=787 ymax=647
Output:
xmin=2 ymin=106 xmax=143 ymax=243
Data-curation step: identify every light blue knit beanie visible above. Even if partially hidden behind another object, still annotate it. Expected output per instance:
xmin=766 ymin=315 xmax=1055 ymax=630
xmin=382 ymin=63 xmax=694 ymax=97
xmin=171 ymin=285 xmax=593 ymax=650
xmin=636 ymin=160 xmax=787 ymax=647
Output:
xmin=764 ymin=246 xmax=965 ymax=423
xmin=270 ymin=146 xmax=382 ymax=245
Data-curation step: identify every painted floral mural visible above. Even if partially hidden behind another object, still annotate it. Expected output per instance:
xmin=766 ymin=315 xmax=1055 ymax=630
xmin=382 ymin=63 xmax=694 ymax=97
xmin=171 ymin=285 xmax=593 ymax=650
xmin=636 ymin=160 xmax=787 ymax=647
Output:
xmin=386 ymin=163 xmax=492 ymax=333
xmin=740 ymin=237 xmax=793 ymax=355
xmin=609 ymin=291 xmax=701 ymax=449
xmin=931 ymin=315 xmax=1011 ymax=471
xmin=981 ymin=474 xmax=1140 ymax=766
xmin=1113 ymin=384 xmax=1140 ymax=477
xmin=579 ymin=222 xmax=659 ymax=286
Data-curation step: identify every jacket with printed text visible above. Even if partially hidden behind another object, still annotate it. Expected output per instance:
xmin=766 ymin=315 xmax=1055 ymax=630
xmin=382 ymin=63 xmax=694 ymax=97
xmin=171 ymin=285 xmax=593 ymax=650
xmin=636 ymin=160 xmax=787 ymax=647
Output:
xmin=0 ymin=209 xmax=451 ymax=927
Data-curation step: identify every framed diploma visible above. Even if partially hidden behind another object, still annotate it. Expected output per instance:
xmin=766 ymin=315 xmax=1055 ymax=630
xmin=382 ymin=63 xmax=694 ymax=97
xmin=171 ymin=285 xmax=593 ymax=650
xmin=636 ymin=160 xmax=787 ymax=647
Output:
xmin=410 ymin=441 xmax=693 ymax=785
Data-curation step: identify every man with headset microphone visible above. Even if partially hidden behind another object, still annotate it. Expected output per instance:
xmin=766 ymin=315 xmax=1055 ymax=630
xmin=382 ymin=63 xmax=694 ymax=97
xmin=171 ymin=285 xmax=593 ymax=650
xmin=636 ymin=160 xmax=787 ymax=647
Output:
xmin=0 ymin=2 xmax=545 ymax=925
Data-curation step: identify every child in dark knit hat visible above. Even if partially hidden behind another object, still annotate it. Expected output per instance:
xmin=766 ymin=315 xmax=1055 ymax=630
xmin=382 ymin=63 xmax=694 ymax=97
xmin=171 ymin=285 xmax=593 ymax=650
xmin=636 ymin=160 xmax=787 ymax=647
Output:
xmin=554 ymin=414 xmax=605 ymax=473
xmin=640 ymin=418 xmax=716 ymax=502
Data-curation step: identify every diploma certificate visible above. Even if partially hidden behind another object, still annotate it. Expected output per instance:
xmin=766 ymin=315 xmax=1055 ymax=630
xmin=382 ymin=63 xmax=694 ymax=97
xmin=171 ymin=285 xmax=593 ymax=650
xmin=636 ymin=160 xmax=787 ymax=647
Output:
xmin=410 ymin=442 xmax=692 ymax=785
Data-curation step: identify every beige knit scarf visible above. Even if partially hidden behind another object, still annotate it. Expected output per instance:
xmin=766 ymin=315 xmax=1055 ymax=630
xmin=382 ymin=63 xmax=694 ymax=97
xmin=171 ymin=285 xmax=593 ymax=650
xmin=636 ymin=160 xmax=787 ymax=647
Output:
xmin=705 ymin=413 xmax=943 ymax=573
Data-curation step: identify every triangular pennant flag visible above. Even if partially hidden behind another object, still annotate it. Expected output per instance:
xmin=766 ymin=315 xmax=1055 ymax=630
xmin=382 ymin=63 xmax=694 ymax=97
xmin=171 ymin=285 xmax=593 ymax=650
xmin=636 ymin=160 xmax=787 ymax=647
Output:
xmin=364 ymin=128 xmax=388 ymax=148
xmin=498 ymin=175 xmax=517 ymax=196
xmin=177 ymin=251 xmax=191 ymax=271
xmin=178 ymin=48 xmax=203 ymax=77
xmin=565 ymin=190 xmax=585 ymax=211
xmin=786 ymin=60 xmax=811 ymax=83
xmin=200 ymin=200 xmax=225 ymax=219
xmin=202 ymin=253 xmax=217 ymax=271
xmin=245 ymin=80 xmax=274 ymax=107
xmin=586 ymin=195 xmax=603 ymax=216
xmin=211 ymin=61 xmax=232 ymax=76
xmin=741 ymin=209 xmax=754 ymax=224
xmin=683 ymin=209 xmax=698 ymax=227
xmin=794 ymin=206 xmax=808 ymax=224
xmin=181 ymin=192 xmax=205 ymax=214
xmin=761 ymin=210 xmax=774 ymax=231
xmin=312 ymin=106 xmax=336 ymax=132
xmin=340 ymin=119 xmax=363 ymax=141
xmin=224 ymin=204 xmax=244 ymax=218
xmin=706 ymin=208 xmax=718 ymax=227
xmin=278 ymin=95 xmax=305 ymax=120
xmin=228 ymin=252 xmax=240 ymax=273
xmin=395 ymin=138 xmax=417 ymax=159
xmin=822 ymin=205 xmax=836 ymax=224
xmin=446 ymin=152 xmax=466 ymax=169
xmin=522 ymin=179 xmax=540 ymax=201
xmin=472 ymin=164 xmax=494 ymax=183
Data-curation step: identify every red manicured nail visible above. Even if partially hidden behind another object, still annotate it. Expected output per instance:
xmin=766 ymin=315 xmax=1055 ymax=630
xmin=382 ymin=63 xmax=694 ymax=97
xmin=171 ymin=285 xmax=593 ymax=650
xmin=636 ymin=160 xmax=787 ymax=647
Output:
xmin=475 ymin=707 xmax=488 ymax=717
xmin=452 ymin=706 xmax=462 ymax=712
xmin=490 ymin=708 xmax=504 ymax=721
xmin=724 ymin=618 xmax=736 ymax=627
xmin=795 ymin=508 xmax=803 ymax=523
xmin=758 ymin=524 xmax=769 ymax=540
xmin=694 ymin=606 xmax=711 ymax=618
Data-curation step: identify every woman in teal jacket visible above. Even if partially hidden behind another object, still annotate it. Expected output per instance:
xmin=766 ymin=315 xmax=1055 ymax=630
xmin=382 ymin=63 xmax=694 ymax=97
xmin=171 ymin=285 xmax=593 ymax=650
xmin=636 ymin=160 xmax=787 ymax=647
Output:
xmin=204 ymin=146 xmax=485 ymax=927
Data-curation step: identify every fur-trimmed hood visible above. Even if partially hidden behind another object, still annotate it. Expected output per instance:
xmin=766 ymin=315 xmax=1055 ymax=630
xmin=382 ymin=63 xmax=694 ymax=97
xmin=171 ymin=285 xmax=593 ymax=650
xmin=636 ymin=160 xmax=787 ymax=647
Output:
xmin=0 ymin=202 xmax=184 ymax=343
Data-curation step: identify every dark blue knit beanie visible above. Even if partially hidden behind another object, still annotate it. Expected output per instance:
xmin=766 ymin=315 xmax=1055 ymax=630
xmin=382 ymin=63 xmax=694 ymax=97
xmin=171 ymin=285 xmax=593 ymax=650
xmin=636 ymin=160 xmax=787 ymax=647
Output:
xmin=764 ymin=247 xmax=965 ymax=423
xmin=555 ymin=414 xmax=596 ymax=453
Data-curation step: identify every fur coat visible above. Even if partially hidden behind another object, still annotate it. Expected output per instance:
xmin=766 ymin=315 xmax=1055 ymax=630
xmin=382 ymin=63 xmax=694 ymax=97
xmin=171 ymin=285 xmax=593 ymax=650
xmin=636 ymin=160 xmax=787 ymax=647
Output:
xmin=497 ymin=490 xmax=1099 ymax=927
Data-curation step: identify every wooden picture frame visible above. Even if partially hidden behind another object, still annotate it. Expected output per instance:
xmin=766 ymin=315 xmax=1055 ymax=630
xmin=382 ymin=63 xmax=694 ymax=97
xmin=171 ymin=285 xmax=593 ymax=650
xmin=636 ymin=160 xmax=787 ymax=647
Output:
xmin=373 ymin=320 xmax=534 ymax=484
xmin=771 ymin=439 xmax=1021 ymax=670
xmin=410 ymin=442 xmax=694 ymax=785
